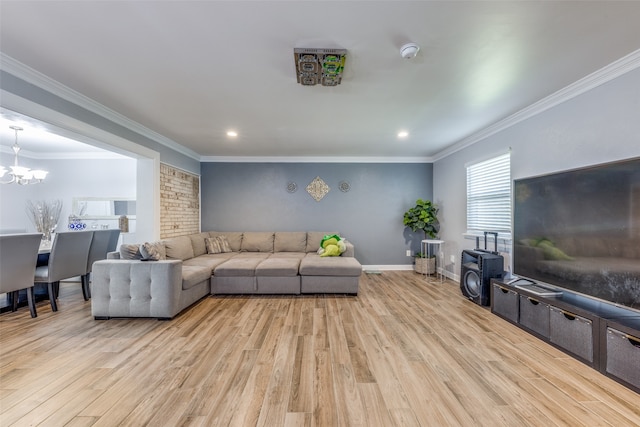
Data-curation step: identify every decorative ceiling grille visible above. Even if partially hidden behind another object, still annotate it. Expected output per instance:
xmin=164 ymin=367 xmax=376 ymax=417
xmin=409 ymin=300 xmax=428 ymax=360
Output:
xmin=294 ymin=48 xmax=347 ymax=86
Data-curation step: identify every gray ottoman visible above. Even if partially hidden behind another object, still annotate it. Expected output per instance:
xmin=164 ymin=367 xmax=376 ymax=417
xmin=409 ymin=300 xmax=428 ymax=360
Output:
xmin=255 ymin=257 xmax=301 ymax=294
xmin=212 ymin=257 xmax=263 ymax=294
xmin=299 ymin=254 xmax=362 ymax=294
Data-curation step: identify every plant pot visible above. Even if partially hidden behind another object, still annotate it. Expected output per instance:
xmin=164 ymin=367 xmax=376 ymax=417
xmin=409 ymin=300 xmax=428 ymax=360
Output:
xmin=414 ymin=257 xmax=436 ymax=274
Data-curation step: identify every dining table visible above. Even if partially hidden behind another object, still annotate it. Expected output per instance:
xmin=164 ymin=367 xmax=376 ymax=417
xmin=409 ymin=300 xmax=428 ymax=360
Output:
xmin=37 ymin=242 xmax=51 ymax=265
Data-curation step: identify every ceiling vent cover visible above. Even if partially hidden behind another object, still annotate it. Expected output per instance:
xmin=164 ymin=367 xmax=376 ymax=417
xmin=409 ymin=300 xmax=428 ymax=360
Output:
xmin=294 ymin=48 xmax=347 ymax=86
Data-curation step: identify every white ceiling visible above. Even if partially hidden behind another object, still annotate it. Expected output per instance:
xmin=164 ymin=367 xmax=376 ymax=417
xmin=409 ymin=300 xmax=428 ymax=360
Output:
xmin=0 ymin=113 xmax=121 ymax=158
xmin=1 ymin=1 xmax=640 ymax=160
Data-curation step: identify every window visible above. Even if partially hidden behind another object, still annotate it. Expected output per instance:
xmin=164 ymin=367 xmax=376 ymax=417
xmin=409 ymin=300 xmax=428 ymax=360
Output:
xmin=466 ymin=152 xmax=511 ymax=235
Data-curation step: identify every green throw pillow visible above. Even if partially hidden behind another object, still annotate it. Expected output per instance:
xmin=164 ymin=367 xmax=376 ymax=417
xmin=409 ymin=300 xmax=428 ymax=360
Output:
xmin=536 ymin=239 xmax=573 ymax=261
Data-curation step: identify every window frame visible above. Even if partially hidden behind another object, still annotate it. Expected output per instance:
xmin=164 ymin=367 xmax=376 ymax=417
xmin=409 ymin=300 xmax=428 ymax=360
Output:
xmin=465 ymin=152 xmax=512 ymax=241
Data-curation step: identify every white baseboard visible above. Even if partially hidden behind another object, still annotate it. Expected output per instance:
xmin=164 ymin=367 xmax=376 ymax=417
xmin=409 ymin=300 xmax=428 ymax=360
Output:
xmin=362 ymin=265 xmax=413 ymax=272
xmin=362 ymin=265 xmax=460 ymax=282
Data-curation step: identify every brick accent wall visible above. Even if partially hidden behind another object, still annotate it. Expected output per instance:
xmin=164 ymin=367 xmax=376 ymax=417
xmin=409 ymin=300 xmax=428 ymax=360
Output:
xmin=160 ymin=163 xmax=200 ymax=238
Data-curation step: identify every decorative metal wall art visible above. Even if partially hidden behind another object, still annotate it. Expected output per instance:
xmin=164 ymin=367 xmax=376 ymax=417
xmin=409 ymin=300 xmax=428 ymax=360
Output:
xmin=306 ymin=176 xmax=330 ymax=201
xmin=339 ymin=181 xmax=350 ymax=192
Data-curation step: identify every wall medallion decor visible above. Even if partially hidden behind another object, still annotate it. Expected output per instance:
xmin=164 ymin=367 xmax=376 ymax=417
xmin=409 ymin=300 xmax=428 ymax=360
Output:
xmin=286 ymin=182 xmax=298 ymax=193
xmin=306 ymin=176 xmax=330 ymax=201
xmin=339 ymin=180 xmax=350 ymax=192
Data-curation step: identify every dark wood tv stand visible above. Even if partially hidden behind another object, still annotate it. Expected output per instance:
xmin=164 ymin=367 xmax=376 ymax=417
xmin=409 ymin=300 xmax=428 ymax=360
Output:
xmin=490 ymin=278 xmax=640 ymax=393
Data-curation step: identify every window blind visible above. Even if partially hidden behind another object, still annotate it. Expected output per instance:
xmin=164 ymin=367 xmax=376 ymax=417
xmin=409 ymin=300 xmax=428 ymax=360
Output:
xmin=466 ymin=153 xmax=511 ymax=233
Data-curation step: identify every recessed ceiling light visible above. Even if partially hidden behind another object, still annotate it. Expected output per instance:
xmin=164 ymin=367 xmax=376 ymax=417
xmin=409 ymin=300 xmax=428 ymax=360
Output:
xmin=397 ymin=131 xmax=409 ymax=138
xmin=226 ymin=131 xmax=238 ymax=137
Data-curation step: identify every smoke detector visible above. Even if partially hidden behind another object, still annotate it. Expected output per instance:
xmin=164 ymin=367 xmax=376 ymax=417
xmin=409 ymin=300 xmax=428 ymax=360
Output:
xmin=400 ymin=43 xmax=420 ymax=59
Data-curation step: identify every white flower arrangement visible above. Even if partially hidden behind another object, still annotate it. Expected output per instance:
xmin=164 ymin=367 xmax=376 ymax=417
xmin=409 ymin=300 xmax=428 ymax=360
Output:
xmin=26 ymin=199 xmax=63 ymax=242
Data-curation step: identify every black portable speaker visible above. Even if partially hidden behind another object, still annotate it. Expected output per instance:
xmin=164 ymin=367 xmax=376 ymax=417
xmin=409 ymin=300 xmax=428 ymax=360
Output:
xmin=460 ymin=249 xmax=504 ymax=306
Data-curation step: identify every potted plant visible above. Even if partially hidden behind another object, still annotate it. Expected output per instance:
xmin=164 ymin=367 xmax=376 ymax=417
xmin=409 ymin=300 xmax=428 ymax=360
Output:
xmin=403 ymin=199 xmax=440 ymax=274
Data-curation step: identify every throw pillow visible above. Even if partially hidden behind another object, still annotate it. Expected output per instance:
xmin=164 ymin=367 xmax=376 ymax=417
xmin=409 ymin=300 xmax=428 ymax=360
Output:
xmin=120 ymin=243 xmax=143 ymax=260
xmin=205 ymin=237 xmax=222 ymax=254
xmin=320 ymin=245 xmax=342 ymax=257
xmin=536 ymin=240 xmax=573 ymax=261
xmin=216 ymin=235 xmax=233 ymax=253
xmin=140 ymin=241 xmax=167 ymax=261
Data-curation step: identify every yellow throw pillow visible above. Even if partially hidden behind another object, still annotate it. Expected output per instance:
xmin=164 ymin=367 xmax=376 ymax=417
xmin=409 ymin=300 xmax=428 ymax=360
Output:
xmin=320 ymin=245 xmax=341 ymax=257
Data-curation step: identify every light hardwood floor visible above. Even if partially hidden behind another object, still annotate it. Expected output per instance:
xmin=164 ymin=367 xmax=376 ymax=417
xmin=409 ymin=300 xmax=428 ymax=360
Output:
xmin=1 ymin=271 xmax=638 ymax=426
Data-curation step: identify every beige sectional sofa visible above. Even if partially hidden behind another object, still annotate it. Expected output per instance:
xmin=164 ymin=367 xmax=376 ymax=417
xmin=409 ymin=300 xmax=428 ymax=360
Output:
xmin=91 ymin=231 xmax=362 ymax=319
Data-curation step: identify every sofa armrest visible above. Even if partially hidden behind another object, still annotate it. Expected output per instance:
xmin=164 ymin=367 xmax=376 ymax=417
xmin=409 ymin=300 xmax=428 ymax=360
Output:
xmin=91 ymin=259 xmax=183 ymax=319
xmin=343 ymin=240 xmax=355 ymax=257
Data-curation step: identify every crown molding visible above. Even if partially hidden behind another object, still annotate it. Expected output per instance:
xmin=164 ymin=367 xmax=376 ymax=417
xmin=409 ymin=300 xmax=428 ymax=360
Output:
xmin=0 ymin=52 xmax=201 ymax=161
xmin=0 ymin=145 xmax=130 ymax=160
xmin=432 ymin=49 xmax=640 ymax=161
xmin=200 ymin=156 xmax=433 ymax=163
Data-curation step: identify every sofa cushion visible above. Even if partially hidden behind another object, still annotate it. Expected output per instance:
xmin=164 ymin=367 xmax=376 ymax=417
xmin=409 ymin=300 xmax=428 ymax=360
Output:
xmin=274 ymin=232 xmax=307 ymax=252
xmin=234 ymin=252 xmax=270 ymax=259
xmin=214 ymin=257 xmax=264 ymax=277
xmin=184 ymin=254 xmax=235 ymax=275
xmin=182 ymin=265 xmax=211 ymax=290
xmin=209 ymin=232 xmax=243 ymax=251
xmin=164 ymin=236 xmax=195 ymax=261
xmin=189 ymin=233 xmax=211 ymax=257
xmin=306 ymin=231 xmax=338 ymax=253
xmin=269 ymin=252 xmax=306 ymax=259
xmin=255 ymin=257 xmax=301 ymax=277
xmin=299 ymin=254 xmax=362 ymax=276
xmin=140 ymin=241 xmax=167 ymax=261
xmin=241 ymin=232 xmax=274 ymax=252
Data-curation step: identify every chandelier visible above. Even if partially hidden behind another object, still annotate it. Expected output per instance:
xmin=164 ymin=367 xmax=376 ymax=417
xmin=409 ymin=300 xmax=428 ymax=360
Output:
xmin=0 ymin=126 xmax=48 ymax=185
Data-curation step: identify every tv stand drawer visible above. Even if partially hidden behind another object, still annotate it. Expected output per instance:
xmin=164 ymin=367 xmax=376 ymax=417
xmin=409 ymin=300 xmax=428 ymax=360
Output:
xmin=605 ymin=327 xmax=640 ymax=389
xmin=491 ymin=283 xmax=518 ymax=322
xmin=519 ymin=295 xmax=550 ymax=338
xmin=550 ymin=306 xmax=594 ymax=363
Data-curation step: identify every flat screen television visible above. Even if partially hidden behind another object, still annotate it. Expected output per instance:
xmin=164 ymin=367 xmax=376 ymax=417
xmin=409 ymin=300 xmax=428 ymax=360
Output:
xmin=513 ymin=157 xmax=640 ymax=313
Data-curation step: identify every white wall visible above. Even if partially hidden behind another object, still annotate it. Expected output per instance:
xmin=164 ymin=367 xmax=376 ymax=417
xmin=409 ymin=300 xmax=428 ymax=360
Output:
xmin=0 ymin=157 xmax=136 ymax=235
xmin=434 ymin=67 xmax=640 ymax=280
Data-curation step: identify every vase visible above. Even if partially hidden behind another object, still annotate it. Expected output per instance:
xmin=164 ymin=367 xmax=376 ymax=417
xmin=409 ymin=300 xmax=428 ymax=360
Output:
xmin=119 ymin=215 xmax=129 ymax=233
xmin=68 ymin=215 xmax=87 ymax=231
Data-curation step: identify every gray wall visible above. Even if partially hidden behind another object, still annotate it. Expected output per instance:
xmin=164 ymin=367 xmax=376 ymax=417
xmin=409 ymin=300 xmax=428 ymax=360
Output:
xmin=201 ymin=162 xmax=433 ymax=266
xmin=434 ymin=67 xmax=640 ymax=279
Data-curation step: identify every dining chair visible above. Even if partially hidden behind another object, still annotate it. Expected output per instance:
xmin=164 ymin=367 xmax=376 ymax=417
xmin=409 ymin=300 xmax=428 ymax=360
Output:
xmin=0 ymin=233 xmax=43 ymax=318
xmin=34 ymin=231 xmax=93 ymax=312
xmin=81 ymin=230 xmax=108 ymax=300
xmin=106 ymin=229 xmax=121 ymax=253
